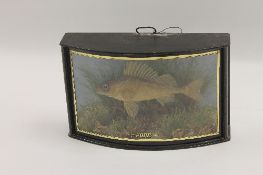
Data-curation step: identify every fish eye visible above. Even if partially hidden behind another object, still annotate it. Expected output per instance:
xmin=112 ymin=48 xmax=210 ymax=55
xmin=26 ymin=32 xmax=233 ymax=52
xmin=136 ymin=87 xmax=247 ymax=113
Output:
xmin=102 ymin=83 xmax=109 ymax=91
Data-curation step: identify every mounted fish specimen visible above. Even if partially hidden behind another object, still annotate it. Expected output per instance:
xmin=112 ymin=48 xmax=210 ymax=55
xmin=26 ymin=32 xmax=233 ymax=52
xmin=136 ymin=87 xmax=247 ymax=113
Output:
xmin=96 ymin=62 xmax=203 ymax=118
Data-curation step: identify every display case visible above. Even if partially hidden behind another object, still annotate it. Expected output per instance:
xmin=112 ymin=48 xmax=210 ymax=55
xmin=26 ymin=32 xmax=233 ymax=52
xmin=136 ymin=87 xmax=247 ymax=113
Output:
xmin=60 ymin=32 xmax=230 ymax=150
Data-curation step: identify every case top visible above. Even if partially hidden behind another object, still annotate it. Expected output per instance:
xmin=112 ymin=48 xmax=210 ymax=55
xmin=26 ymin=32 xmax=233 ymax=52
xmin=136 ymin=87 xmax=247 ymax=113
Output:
xmin=60 ymin=33 xmax=230 ymax=54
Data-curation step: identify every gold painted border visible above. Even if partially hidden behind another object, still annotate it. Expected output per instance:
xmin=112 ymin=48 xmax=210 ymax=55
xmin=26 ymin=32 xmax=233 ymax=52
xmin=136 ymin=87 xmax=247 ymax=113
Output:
xmin=70 ymin=50 xmax=221 ymax=142
xmin=70 ymin=50 xmax=219 ymax=60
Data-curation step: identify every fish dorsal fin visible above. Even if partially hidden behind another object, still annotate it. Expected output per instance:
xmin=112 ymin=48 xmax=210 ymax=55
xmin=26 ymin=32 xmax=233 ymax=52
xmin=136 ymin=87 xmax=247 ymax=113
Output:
xmin=123 ymin=62 xmax=158 ymax=81
xmin=155 ymin=74 xmax=177 ymax=87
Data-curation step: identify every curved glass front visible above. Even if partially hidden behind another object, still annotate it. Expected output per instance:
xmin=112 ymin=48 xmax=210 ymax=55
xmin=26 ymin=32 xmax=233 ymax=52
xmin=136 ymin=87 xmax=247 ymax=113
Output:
xmin=69 ymin=50 xmax=220 ymax=142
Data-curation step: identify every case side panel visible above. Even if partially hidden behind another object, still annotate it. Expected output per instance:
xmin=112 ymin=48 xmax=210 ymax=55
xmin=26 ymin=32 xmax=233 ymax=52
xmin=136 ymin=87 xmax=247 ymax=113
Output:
xmin=221 ymin=46 xmax=230 ymax=140
xmin=61 ymin=47 xmax=77 ymax=135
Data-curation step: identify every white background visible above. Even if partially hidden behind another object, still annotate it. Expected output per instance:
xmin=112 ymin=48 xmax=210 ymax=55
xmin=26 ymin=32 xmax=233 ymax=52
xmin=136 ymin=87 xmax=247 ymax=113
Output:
xmin=0 ymin=0 xmax=262 ymax=175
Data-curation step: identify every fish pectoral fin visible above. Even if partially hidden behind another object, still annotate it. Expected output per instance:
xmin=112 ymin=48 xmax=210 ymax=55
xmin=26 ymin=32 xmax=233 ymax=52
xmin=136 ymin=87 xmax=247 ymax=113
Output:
xmin=121 ymin=89 xmax=134 ymax=100
xmin=156 ymin=96 xmax=174 ymax=106
xmin=123 ymin=101 xmax=139 ymax=118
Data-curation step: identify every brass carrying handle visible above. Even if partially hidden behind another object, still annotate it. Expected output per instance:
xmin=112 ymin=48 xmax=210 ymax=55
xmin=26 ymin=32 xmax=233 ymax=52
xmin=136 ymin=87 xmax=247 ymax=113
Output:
xmin=136 ymin=26 xmax=182 ymax=34
xmin=136 ymin=27 xmax=157 ymax=34
xmin=158 ymin=27 xmax=183 ymax=34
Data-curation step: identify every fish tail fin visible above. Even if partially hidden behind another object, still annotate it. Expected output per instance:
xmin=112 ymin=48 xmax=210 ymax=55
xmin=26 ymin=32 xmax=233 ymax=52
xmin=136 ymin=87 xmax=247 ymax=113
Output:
xmin=182 ymin=80 xmax=203 ymax=101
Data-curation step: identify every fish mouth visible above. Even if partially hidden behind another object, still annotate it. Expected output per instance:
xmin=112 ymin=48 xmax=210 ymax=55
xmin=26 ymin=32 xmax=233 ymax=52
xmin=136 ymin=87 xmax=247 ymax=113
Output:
xmin=95 ymin=86 xmax=102 ymax=94
xmin=95 ymin=86 xmax=105 ymax=95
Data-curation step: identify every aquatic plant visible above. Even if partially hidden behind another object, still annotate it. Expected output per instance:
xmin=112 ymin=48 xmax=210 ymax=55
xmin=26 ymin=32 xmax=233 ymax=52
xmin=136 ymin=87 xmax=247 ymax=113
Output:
xmin=77 ymin=103 xmax=111 ymax=131
xmin=159 ymin=106 xmax=217 ymax=138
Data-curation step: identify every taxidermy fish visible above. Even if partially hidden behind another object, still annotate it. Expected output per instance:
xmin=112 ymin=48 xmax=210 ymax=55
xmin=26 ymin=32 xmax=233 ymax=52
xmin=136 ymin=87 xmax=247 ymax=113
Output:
xmin=96 ymin=62 xmax=202 ymax=118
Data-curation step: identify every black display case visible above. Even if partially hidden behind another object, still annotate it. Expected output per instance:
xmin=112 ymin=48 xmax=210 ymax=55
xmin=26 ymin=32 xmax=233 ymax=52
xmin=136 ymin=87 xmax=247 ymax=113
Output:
xmin=60 ymin=32 xmax=230 ymax=150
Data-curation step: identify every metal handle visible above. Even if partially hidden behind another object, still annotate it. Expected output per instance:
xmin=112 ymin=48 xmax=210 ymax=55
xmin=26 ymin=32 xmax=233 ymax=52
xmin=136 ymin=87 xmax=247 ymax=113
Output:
xmin=136 ymin=27 xmax=157 ymax=34
xmin=136 ymin=26 xmax=182 ymax=34
xmin=158 ymin=27 xmax=183 ymax=34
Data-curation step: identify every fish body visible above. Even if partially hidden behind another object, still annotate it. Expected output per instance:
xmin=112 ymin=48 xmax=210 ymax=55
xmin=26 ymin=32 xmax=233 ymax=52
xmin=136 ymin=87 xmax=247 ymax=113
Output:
xmin=106 ymin=78 xmax=180 ymax=102
xmin=96 ymin=62 xmax=202 ymax=117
